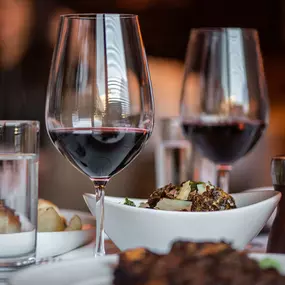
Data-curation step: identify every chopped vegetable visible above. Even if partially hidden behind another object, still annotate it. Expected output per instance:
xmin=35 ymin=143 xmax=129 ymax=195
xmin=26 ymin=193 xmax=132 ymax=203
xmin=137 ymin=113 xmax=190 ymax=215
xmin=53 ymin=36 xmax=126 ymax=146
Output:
xmin=259 ymin=258 xmax=281 ymax=271
xmin=123 ymin=180 xmax=236 ymax=212
xmin=146 ymin=180 xmax=236 ymax=212
xmin=147 ymin=183 xmax=178 ymax=208
xmin=197 ymin=183 xmax=206 ymax=194
xmin=176 ymin=181 xmax=192 ymax=200
xmin=139 ymin=202 xmax=150 ymax=208
xmin=124 ymin=198 xmax=136 ymax=207
xmin=155 ymin=198 xmax=192 ymax=211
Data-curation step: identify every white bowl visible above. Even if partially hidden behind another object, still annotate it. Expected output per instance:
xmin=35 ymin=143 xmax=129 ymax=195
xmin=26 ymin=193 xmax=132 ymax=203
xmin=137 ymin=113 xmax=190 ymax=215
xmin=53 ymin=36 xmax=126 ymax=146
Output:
xmin=84 ymin=191 xmax=281 ymax=254
xmin=245 ymin=187 xmax=275 ymax=228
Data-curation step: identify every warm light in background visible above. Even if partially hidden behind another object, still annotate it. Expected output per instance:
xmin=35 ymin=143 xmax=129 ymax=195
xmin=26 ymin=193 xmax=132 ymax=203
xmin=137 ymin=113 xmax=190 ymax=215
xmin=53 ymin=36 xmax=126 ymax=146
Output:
xmin=0 ymin=0 xmax=34 ymax=68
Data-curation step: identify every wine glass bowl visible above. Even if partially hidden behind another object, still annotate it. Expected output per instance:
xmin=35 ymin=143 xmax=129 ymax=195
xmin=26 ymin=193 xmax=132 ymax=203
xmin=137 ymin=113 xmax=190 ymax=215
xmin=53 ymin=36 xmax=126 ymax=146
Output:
xmin=180 ymin=28 xmax=269 ymax=192
xmin=46 ymin=14 xmax=154 ymax=256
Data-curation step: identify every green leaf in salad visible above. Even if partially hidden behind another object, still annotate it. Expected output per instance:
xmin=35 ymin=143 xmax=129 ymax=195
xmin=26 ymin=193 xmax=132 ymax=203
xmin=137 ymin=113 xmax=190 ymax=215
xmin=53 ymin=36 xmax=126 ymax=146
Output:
xmin=124 ymin=198 xmax=136 ymax=207
xmin=189 ymin=180 xmax=204 ymax=188
xmin=259 ymin=258 xmax=282 ymax=271
xmin=176 ymin=180 xmax=204 ymax=200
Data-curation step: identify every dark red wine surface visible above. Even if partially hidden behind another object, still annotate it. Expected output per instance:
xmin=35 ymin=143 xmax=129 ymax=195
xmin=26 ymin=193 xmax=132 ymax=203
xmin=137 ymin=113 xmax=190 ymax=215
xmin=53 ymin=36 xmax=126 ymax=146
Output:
xmin=49 ymin=127 xmax=149 ymax=178
xmin=182 ymin=120 xmax=266 ymax=164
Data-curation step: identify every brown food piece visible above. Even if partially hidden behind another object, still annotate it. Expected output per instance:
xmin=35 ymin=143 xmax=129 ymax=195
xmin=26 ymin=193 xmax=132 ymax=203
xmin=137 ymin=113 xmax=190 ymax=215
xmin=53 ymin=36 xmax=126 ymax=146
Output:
xmin=147 ymin=184 xmax=179 ymax=208
xmin=146 ymin=182 xmax=236 ymax=212
xmin=113 ymin=241 xmax=285 ymax=285
xmin=0 ymin=200 xmax=21 ymax=233
xmin=114 ymin=248 xmax=162 ymax=285
xmin=169 ymin=240 xmax=234 ymax=257
xmin=191 ymin=186 xmax=236 ymax=211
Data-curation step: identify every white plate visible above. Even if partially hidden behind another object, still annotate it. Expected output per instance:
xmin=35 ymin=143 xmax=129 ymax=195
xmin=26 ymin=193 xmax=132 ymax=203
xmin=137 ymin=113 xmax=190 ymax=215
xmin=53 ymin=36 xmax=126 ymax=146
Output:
xmin=250 ymin=253 xmax=285 ymax=275
xmin=37 ymin=209 xmax=96 ymax=259
xmin=10 ymin=255 xmax=118 ymax=285
xmin=9 ymin=253 xmax=285 ymax=285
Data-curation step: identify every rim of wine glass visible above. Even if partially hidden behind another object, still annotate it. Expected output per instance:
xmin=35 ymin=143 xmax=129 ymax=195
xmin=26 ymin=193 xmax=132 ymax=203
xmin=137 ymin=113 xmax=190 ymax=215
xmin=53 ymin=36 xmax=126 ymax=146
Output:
xmin=191 ymin=27 xmax=257 ymax=34
xmin=0 ymin=120 xmax=39 ymax=126
xmin=60 ymin=13 xmax=138 ymax=20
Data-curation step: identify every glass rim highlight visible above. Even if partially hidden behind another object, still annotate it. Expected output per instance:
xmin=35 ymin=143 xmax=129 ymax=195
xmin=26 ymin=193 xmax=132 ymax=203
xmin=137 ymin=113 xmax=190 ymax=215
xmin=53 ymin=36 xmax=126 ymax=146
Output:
xmin=60 ymin=13 xmax=138 ymax=20
xmin=0 ymin=120 xmax=39 ymax=126
xmin=191 ymin=27 xmax=258 ymax=34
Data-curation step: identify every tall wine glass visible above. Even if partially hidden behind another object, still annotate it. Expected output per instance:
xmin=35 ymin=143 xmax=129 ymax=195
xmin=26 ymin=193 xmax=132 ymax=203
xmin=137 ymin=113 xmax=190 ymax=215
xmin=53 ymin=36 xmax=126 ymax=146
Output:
xmin=180 ymin=28 xmax=269 ymax=193
xmin=46 ymin=14 xmax=154 ymax=256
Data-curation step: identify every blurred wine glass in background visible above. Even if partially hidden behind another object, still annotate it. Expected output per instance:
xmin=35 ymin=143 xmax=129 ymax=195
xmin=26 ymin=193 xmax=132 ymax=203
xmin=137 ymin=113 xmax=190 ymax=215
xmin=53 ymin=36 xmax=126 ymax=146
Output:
xmin=180 ymin=28 xmax=269 ymax=192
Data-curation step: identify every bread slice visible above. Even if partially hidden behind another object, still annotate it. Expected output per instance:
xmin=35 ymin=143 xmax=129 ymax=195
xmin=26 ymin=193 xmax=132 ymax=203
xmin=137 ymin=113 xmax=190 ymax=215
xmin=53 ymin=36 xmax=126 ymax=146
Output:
xmin=38 ymin=207 xmax=66 ymax=232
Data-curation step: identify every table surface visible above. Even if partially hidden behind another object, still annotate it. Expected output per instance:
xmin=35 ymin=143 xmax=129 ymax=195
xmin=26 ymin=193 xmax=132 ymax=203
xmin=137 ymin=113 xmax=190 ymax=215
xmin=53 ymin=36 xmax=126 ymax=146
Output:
xmin=0 ymin=233 xmax=269 ymax=284
xmin=61 ymin=233 xmax=269 ymax=260
xmin=105 ymin=239 xmax=120 ymax=254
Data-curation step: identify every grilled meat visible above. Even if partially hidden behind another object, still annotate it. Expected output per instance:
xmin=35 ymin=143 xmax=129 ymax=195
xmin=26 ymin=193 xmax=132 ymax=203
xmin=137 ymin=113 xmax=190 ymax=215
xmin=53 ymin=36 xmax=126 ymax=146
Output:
xmin=113 ymin=241 xmax=285 ymax=285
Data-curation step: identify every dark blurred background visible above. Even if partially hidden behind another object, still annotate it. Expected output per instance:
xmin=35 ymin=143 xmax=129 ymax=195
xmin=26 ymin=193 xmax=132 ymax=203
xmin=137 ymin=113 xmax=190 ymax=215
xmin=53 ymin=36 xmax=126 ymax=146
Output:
xmin=1 ymin=0 xmax=285 ymax=210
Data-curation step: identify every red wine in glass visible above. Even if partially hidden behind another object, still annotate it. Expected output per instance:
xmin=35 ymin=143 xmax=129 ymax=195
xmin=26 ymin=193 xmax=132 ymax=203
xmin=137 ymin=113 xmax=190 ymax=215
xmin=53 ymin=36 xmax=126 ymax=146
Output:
xmin=49 ymin=127 xmax=150 ymax=179
xmin=182 ymin=120 xmax=266 ymax=165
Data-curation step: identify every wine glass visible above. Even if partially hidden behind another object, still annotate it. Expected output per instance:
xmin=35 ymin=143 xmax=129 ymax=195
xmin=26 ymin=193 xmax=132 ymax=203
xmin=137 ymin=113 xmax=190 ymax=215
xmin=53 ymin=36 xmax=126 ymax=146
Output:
xmin=180 ymin=28 xmax=269 ymax=193
xmin=46 ymin=14 xmax=154 ymax=256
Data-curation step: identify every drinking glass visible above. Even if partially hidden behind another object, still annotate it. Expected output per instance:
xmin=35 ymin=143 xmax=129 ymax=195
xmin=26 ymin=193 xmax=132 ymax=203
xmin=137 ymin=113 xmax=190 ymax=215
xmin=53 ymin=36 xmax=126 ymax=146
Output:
xmin=180 ymin=28 xmax=269 ymax=192
xmin=0 ymin=121 xmax=39 ymax=269
xmin=46 ymin=14 xmax=154 ymax=256
xmin=155 ymin=117 xmax=192 ymax=187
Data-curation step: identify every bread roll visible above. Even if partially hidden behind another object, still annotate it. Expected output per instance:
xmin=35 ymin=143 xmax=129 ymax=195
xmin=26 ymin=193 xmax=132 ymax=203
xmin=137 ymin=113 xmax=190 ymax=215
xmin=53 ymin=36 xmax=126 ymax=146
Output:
xmin=65 ymin=215 xmax=82 ymax=231
xmin=0 ymin=200 xmax=21 ymax=233
xmin=38 ymin=199 xmax=61 ymax=215
xmin=38 ymin=207 xmax=66 ymax=232
xmin=37 ymin=199 xmax=82 ymax=232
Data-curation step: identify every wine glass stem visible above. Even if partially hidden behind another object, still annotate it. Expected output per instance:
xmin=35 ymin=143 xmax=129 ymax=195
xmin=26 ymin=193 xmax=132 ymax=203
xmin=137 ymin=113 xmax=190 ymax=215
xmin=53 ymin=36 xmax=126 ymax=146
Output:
xmin=216 ymin=165 xmax=232 ymax=193
xmin=93 ymin=180 xmax=107 ymax=257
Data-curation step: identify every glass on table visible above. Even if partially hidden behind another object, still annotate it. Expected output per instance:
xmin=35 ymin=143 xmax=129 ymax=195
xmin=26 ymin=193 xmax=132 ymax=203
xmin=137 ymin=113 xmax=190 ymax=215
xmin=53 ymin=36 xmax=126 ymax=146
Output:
xmin=46 ymin=14 xmax=154 ymax=256
xmin=155 ymin=117 xmax=192 ymax=187
xmin=180 ymin=28 xmax=269 ymax=193
xmin=0 ymin=121 xmax=39 ymax=269
xmin=155 ymin=117 xmax=216 ymax=188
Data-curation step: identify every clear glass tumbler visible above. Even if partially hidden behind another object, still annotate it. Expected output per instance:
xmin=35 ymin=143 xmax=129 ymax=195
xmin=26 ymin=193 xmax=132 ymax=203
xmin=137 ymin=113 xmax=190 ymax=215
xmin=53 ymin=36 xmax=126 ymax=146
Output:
xmin=155 ymin=117 xmax=193 ymax=187
xmin=0 ymin=121 xmax=39 ymax=269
